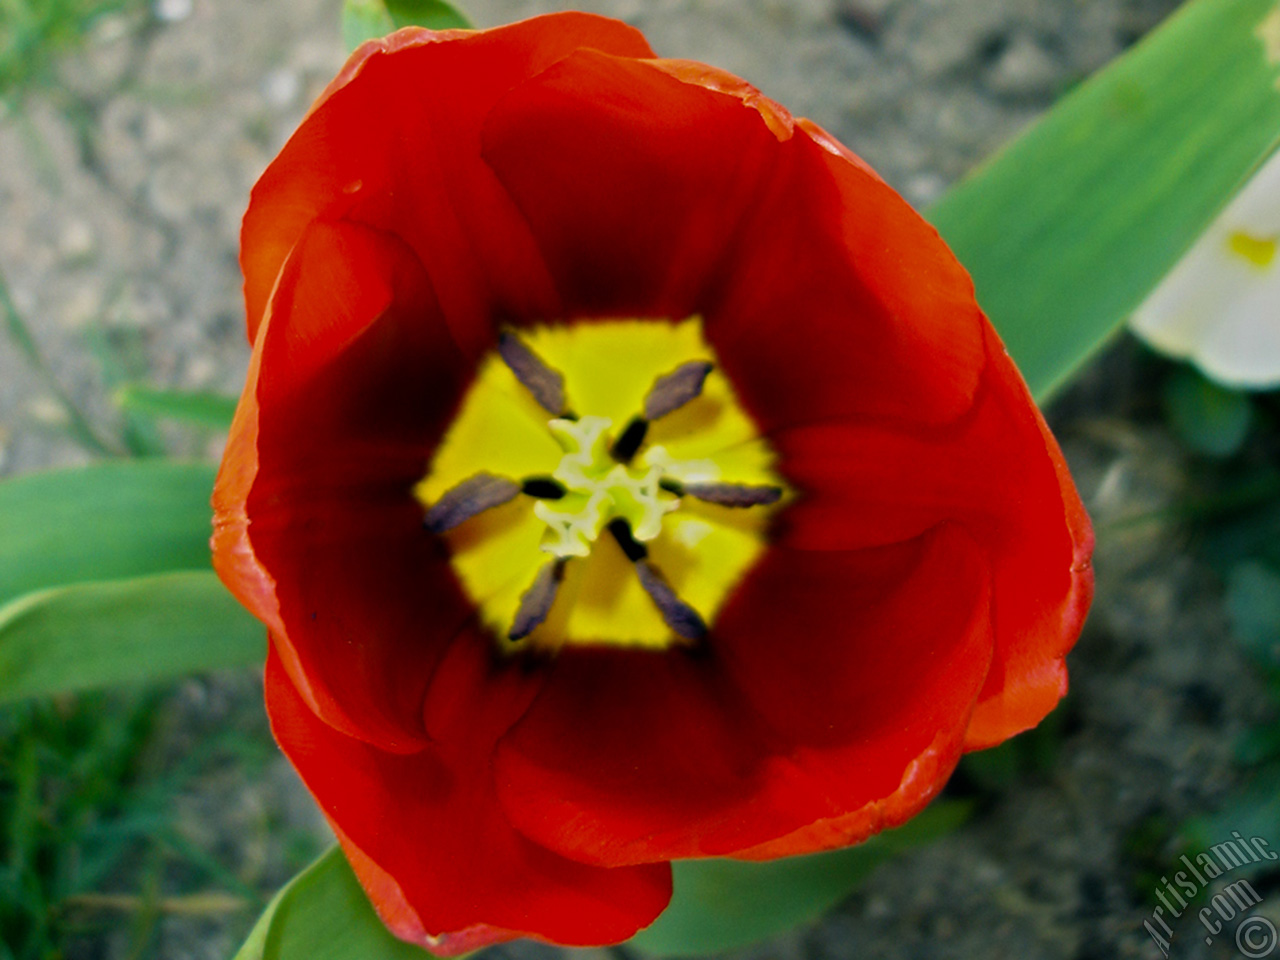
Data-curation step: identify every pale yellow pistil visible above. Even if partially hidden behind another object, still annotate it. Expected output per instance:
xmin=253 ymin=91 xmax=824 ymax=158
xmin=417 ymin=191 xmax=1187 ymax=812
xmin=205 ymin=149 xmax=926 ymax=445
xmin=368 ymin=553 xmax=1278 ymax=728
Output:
xmin=534 ymin=416 xmax=677 ymax=558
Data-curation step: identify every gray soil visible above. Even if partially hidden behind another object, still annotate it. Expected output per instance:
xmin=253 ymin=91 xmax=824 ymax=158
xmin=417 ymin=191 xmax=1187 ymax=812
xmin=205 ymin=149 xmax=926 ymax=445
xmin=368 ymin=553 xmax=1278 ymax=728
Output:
xmin=3 ymin=0 xmax=1275 ymax=958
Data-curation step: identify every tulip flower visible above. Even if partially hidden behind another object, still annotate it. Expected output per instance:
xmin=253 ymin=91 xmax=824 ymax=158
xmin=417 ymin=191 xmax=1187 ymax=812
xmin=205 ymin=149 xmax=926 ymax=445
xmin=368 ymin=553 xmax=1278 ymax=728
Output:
xmin=212 ymin=12 xmax=1093 ymax=953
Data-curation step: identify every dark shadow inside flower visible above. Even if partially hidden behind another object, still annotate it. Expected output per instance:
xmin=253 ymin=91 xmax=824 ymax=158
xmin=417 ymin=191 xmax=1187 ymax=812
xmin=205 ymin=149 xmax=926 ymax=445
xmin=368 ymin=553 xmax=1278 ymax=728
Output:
xmin=479 ymin=48 xmax=988 ymax=434
xmin=240 ymin=218 xmax=476 ymax=752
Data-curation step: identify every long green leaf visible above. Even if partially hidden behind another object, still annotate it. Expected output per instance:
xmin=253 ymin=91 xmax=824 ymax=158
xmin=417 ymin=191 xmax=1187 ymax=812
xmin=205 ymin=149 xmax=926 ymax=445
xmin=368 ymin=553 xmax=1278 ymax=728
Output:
xmin=235 ymin=847 xmax=432 ymax=960
xmin=0 ymin=571 xmax=263 ymax=703
xmin=928 ymin=0 xmax=1280 ymax=400
xmin=0 ymin=460 xmax=216 ymax=608
xmin=630 ymin=801 xmax=971 ymax=956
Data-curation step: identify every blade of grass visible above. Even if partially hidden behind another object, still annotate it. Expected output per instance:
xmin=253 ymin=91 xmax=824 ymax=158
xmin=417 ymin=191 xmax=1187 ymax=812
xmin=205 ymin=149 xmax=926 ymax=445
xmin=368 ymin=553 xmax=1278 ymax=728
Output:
xmin=123 ymin=848 xmax=162 ymax=960
xmin=156 ymin=827 xmax=262 ymax=904
xmin=115 ymin=384 xmax=237 ymax=429
xmin=83 ymin=308 xmax=168 ymax=458
xmin=0 ymin=268 xmax=119 ymax=455
xmin=7 ymin=738 xmax=40 ymax=894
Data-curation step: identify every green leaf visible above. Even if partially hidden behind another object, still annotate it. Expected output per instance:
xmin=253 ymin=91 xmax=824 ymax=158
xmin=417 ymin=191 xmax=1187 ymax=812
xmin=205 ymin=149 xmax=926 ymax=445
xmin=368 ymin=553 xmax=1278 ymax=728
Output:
xmin=928 ymin=0 xmax=1280 ymax=401
xmin=384 ymin=0 xmax=471 ymax=31
xmin=1163 ymin=366 xmax=1254 ymax=457
xmin=629 ymin=801 xmax=972 ymax=956
xmin=235 ymin=847 xmax=433 ymax=960
xmin=0 ymin=571 xmax=263 ymax=703
xmin=342 ymin=0 xmax=395 ymax=51
xmin=114 ymin=385 xmax=238 ymax=429
xmin=0 ymin=461 xmax=217 ymax=608
xmin=342 ymin=0 xmax=471 ymax=51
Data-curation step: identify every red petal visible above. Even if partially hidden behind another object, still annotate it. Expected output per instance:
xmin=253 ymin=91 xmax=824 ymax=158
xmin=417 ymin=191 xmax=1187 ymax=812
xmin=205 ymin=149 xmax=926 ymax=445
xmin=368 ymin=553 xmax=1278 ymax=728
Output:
xmin=494 ymin=524 xmax=992 ymax=865
xmin=708 ymin=118 xmax=988 ymax=430
xmin=265 ymin=637 xmax=672 ymax=951
xmin=710 ymin=527 xmax=991 ymax=858
xmin=730 ymin=728 xmax=962 ymax=861
xmin=966 ymin=337 xmax=1093 ymax=747
xmin=774 ymin=323 xmax=1093 ymax=750
xmin=481 ymin=50 xmax=782 ymax=321
xmin=242 ymin=13 xmax=655 ymax=354
xmin=480 ymin=55 xmax=983 ymax=428
xmin=214 ymin=219 xmax=472 ymax=752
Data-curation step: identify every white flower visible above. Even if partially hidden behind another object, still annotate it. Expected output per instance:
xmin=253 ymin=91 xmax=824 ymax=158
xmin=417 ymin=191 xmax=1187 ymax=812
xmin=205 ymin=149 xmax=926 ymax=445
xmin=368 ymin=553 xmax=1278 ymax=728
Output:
xmin=1131 ymin=149 xmax=1280 ymax=389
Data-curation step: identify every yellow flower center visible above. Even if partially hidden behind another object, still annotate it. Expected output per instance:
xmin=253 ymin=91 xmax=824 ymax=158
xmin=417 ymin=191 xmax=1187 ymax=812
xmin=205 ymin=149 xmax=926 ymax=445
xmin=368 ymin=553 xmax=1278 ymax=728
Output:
xmin=414 ymin=318 xmax=784 ymax=653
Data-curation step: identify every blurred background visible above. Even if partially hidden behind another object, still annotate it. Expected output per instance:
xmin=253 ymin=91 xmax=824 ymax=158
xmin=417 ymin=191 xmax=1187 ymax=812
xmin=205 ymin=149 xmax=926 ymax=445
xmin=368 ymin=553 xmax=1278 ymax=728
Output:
xmin=3 ymin=0 xmax=1279 ymax=958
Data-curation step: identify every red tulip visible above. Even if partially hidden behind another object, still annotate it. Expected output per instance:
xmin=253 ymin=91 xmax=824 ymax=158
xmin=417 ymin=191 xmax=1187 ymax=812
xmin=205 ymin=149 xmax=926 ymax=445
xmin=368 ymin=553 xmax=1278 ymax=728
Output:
xmin=213 ymin=11 xmax=1093 ymax=953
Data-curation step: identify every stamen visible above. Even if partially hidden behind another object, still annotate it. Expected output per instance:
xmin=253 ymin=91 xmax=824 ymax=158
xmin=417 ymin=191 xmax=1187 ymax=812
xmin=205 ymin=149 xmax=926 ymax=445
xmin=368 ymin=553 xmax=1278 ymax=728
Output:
xmin=635 ymin=560 xmax=707 ymax=640
xmin=521 ymin=476 xmax=567 ymax=499
xmin=681 ymin=482 xmax=783 ymax=508
xmin=610 ymin=416 xmax=648 ymax=463
xmin=499 ymin=330 xmax=567 ymax=416
xmin=643 ymin=360 xmax=713 ymax=421
xmin=605 ymin=519 xmax=706 ymax=640
xmin=424 ymin=473 xmax=520 ymax=533
xmin=607 ymin=517 xmax=648 ymax=562
xmin=509 ymin=559 xmax=566 ymax=641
